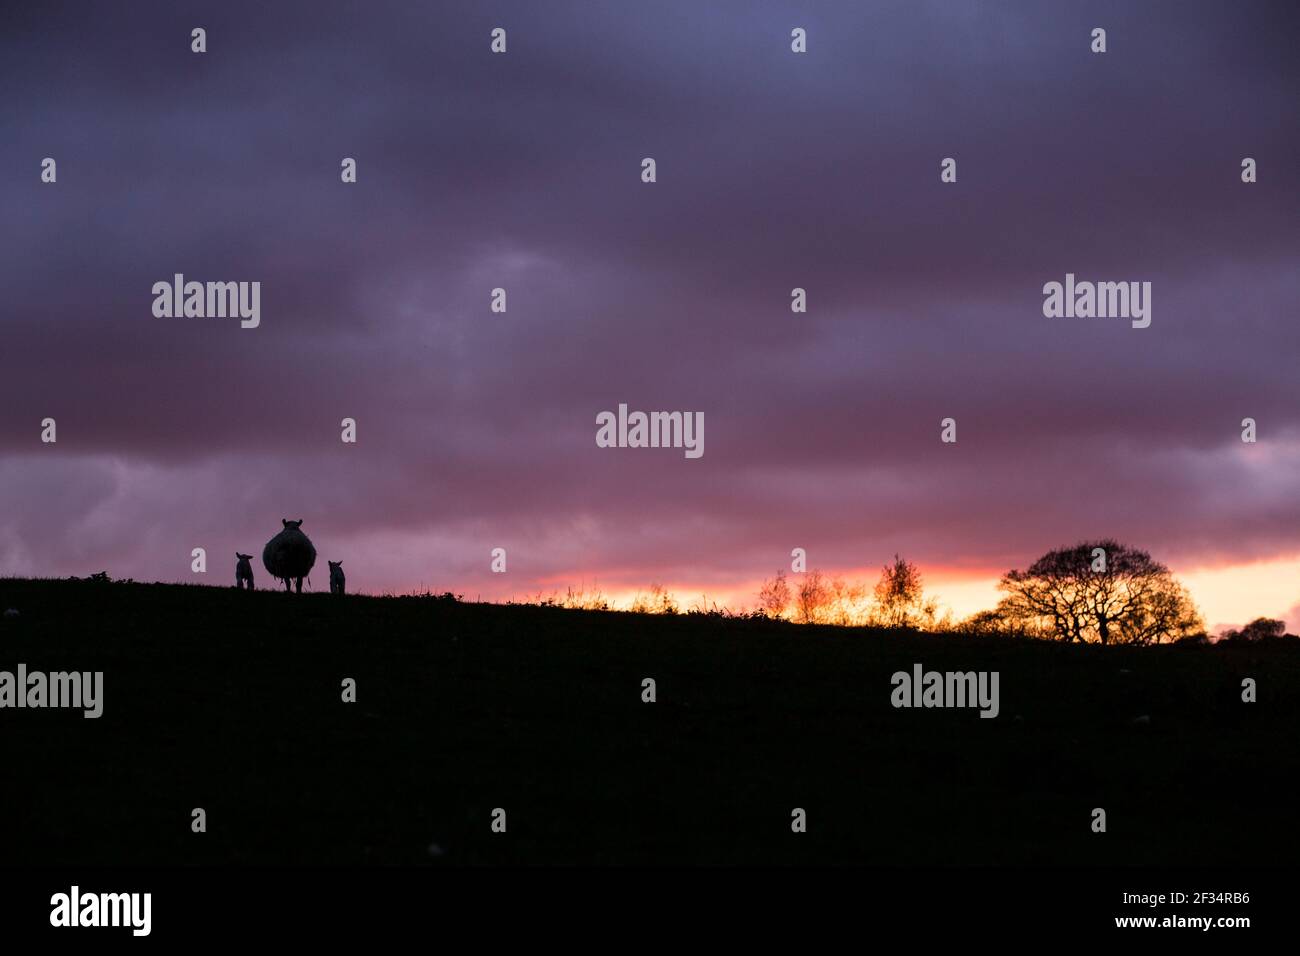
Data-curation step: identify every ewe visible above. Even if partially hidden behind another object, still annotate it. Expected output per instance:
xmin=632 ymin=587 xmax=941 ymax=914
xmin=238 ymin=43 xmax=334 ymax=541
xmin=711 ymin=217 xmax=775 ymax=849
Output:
xmin=328 ymin=561 xmax=346 ymax=595
xmin=235 ymin=553 xmax=255 ymax=590
xmin=262 ymin=519 xmax=317 ymax=593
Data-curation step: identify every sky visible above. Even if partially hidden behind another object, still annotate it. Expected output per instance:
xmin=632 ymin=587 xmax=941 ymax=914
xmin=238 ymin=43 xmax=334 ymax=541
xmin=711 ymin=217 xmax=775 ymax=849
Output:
xmin=1 ymin=1 xmax=1297 ymax=633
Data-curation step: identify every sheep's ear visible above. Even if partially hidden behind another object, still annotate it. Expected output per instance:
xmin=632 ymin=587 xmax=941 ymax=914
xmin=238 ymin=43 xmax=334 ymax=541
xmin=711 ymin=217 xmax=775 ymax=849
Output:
xmin=282 ymin=519 xmax=289 ymax=527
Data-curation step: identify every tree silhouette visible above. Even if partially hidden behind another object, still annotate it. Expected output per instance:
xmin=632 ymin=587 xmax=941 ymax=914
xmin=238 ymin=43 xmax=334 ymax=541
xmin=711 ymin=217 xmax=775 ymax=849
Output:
xmin=872 ymin=554 xmax=937 ymax=629
xmin=995 ymin=539 xmax=1202 ymax=644
xmin=757 ymin=570 xmax=791 ymax=619
xmin=795 ymin=569 xmax=830 ymax=624
xmin=1220 ymin=617 xmax=1286 ymax=642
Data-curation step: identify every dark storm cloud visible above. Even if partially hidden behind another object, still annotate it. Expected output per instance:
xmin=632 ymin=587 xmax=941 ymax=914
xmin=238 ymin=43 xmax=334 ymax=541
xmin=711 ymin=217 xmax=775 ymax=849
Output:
xmin=1 ymin=0 xmax=1297 ymax=597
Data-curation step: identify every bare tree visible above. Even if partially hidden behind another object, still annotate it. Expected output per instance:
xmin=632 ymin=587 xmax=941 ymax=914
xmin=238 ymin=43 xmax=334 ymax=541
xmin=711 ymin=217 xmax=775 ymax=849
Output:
xmin=827 ymin=576 xmax=869 ymax=625
xmin=795 ymin=569 xmax=831 ymax=624
xmin=872 ymin=554 xmax=938 ymax=629
xmin=756 ymin=570 xmax=791 ymax=619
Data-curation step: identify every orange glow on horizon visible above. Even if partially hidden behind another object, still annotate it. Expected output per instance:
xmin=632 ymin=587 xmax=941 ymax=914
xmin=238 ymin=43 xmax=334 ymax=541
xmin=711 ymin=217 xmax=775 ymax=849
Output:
xmin=464 ymin=555 xmax=1300 ymax=636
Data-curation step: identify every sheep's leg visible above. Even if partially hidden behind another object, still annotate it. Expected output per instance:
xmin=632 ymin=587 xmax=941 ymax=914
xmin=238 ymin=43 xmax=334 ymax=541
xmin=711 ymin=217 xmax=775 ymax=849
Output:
xmin=283 ymin=577 xmax=291 ymax=592
xmin=295 ymin=576 xmax=303 ymax=594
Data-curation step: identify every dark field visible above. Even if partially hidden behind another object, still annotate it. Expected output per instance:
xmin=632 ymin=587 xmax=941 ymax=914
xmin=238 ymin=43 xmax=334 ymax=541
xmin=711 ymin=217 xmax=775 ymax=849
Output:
xmin=0 ymin=577 xmax=1295 ymax=866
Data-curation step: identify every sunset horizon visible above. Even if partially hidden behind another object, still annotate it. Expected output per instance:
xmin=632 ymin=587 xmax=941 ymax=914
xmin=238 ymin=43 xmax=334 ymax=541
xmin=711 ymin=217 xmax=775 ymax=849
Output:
xmin=19 ymin=540 xmax=1293 ymax=642
xmin=2 ymin=0 xmax=1297 ymax=938
xmin=4 ymin=1 xmax=1297 ymax=639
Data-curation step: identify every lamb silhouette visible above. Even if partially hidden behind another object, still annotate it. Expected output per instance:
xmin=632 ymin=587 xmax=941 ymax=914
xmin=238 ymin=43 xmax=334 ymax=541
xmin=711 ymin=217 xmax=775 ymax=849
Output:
xmin=328 ymin=560 xmax=345 ymax=595
xmin=235 ymin=553 xmax=255 ymax=590
xmin=262 ymin=519 xmax=317 ymax=593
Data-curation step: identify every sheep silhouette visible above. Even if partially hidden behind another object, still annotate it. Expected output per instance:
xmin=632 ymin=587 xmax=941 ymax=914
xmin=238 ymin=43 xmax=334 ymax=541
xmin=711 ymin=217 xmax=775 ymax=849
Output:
xmin=262 ymin=519 xmax=317 ymax=593
xmin=328 ymin=560 xmax=346 ymax=595
xmin=235 ymin=553 xmax=255 ymax=590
